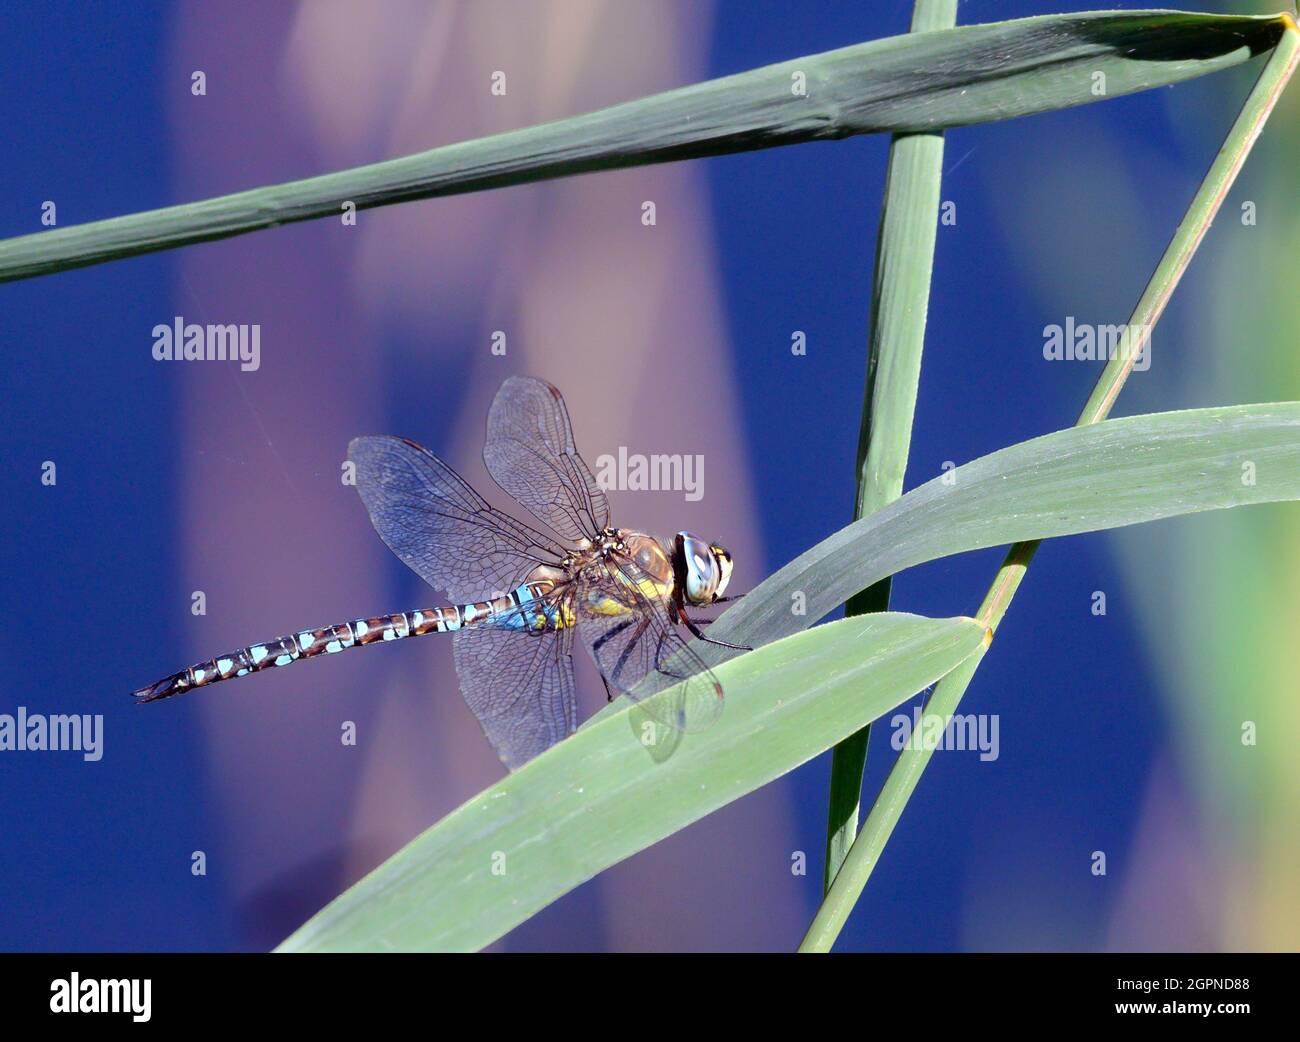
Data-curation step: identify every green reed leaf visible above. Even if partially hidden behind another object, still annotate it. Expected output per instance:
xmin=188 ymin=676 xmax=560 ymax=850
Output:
xmin=282 ymin=401 xmax=1300 ymax=951
xmin=278 ymin=611 xmax=987 ymax=952
xmin=800 ymin=22 xmax=1300 ymax=952
xmin=0 ymin=10 xmax=1286 ymax=282
xmin=701 ymin=402 xmax=1300 ymax=661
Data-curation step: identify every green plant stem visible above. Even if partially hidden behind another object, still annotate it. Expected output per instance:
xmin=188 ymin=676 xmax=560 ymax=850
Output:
xmin=825 ymin=0 xmax=958 ymax=895
xmin=799 ymin=17 xmax=1300 ymax=953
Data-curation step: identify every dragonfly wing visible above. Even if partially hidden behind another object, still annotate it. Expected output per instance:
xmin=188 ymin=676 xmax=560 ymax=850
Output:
xmin=451 ymin=598 xmax=578 ymax=770
xmin=483 ymin=376 xmax=610 ymax=542
xmin=349 ymin=435 xmax=566 ymax=603
xmin=576 ymin=558 xmax=723 ymax=734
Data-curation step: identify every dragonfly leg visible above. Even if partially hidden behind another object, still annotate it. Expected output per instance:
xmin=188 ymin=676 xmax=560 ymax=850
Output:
xmin=591 ymin=616 xmax=635 ymax=655
xmin=609 ymin=618 xmax=652 ymax=689
xmin=681 ymin=606 xmax=751 ymax=651
xmin=592 ymin=615 xmax=645 ymax=696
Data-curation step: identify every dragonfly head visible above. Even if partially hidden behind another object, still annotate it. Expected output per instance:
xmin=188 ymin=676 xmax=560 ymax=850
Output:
xmin=674 ymin=532 xmax=734 ymax=605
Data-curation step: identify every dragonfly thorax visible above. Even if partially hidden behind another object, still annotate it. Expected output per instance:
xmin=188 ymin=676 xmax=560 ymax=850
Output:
xmin=594 ymin=527 xmax=628 ymax=555
xmin=605 ymin=529 xmax=673 ymax=583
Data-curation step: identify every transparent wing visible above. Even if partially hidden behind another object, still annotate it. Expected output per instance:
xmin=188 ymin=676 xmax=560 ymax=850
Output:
xmin=451 ymin=593 xmax=577 ymax=771
xmin=483 ymin=376 xmax=610 ymax=542
xmin=575 ymin=556 xmax=723 ymax=734
xmin=349 ymin=435 xmax=566 ymax=603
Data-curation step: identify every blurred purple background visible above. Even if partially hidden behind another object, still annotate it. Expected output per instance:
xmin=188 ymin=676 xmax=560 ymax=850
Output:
xmin=2 ymin=0 xmax=1296 ymax=951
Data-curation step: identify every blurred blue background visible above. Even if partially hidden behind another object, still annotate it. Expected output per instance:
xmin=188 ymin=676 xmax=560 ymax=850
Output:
xmin=2 ymin=0 xmax=1295 ymax=951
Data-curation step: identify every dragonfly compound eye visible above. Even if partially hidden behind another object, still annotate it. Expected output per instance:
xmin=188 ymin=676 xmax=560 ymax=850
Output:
xmin=677 ymin=532 xmax=720 ymax=605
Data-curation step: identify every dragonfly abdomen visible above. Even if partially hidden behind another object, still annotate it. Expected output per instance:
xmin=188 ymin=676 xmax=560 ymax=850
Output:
xmin=132 ymin=583 xmax=560 ymax=704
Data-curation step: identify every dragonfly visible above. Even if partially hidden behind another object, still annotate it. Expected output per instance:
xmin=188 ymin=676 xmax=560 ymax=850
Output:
xmin=133 ymin=376 xmax=748 ymax=769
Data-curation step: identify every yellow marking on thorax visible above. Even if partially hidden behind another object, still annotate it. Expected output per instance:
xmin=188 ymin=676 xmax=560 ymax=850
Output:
xmin=630 ymin=574 xmax=673 ymax=600
xmin=585 ymin=574 xmax=673 ymax=618
xmin=584 ymin=594 xmax=635 ymax=618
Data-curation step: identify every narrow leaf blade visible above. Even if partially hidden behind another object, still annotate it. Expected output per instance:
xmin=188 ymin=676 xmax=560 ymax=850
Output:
xmin=0 ymin=10 xmax=1286 ymax=282
xmin=704 ymin=402 xmax=1300 ymax=657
